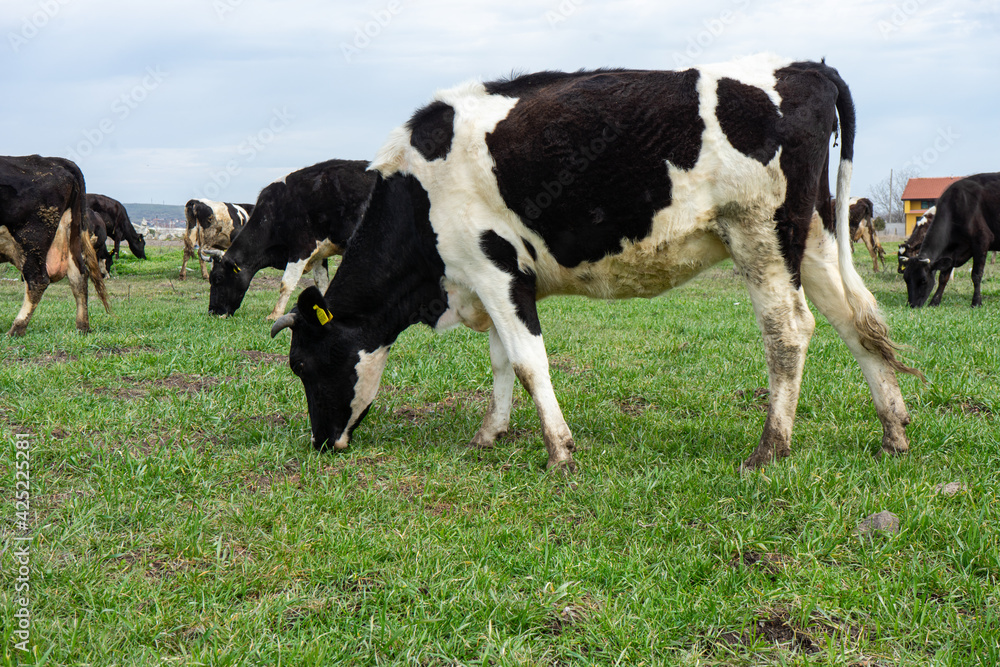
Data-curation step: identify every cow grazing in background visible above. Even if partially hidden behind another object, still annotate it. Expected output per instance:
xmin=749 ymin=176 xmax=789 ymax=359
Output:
xmin=180 ymin=198 xmax=254 ymax=279
xmin=207 ymin=159 xmax=377 ymax=320
xmin=903 ymin=173 xmax=1000 ymax=307
xmin=847 ymin=197 xmax=886 ymax=272
xmin=0 ymin=155 xmax=110 ymax=336
xmin=270 ymin=55 xmax=918 ymax=472
xmin=87 ymin=193 xmax=146 ymax=261
xmin=898 ymin=206 xmax=935 ymax=275
xmin=84 ymin=208 xmax=114 ymax=275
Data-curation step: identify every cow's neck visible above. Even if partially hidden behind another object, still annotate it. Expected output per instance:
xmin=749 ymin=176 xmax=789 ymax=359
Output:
xmin=326 ymin=174 xmax=446 ymax=348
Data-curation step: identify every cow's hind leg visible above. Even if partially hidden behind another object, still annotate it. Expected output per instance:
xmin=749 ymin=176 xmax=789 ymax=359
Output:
xmin=470 ymin=326 xmax=516 ymax=449
xmin=800 ymin=217 xmax=914 ymax=458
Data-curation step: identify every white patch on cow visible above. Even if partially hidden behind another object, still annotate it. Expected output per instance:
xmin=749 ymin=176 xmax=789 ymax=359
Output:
xmin=233 ymin=204 xmax=251 ymax=225
xmin=916 ymin=206 xmax=935 ymax=227
xmin=0 ymin=225 xmax=26 ymax=270
xmin=334 ymin=346 xmax=390 ymax=450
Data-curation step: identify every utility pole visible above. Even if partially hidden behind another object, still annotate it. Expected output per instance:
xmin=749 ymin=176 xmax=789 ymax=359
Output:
xmin=888 ymin=169 xmax=894 ymax=234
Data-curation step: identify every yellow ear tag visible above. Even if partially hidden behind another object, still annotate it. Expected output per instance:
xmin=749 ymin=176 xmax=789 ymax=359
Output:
xmin=313 ymin=304 xmax=333 ymax=325
xmin=233 ymin=265 xmax=241 ymax=273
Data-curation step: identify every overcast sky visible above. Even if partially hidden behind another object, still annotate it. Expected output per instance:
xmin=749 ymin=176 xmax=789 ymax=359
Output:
xmin=4 ymin=0 xmax=997 ymax=207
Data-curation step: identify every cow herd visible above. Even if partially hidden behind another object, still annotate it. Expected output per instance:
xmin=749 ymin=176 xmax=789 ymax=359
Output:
xmin=2 ymin=53 xmax=997 ymax=471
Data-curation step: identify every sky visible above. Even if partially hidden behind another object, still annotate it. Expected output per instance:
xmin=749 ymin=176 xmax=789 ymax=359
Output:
xmin=3 ymin=0 xmax=998 ymax=209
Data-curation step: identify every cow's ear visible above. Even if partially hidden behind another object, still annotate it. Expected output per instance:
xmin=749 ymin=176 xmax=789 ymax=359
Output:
xmin=297 ymin=286 xmax=334 ymax=327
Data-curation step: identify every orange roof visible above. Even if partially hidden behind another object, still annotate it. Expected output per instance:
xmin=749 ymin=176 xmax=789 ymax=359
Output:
xmin=901 ymin=176 xmax=964 ymax=201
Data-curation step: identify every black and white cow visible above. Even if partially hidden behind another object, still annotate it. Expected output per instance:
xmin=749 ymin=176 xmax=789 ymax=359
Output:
xmin=180 ymin=198 xmax=254 ymax=279
xmin=1 ymin=155 xmax=110 ymax=336
xmin=903 ymin=173 xmax=1000 ymax=307
xmin=207 ymin=160 xmax=377 ymax=320
xmin=271 ymin=55 xmax=918 ymax=471
xmin=87 ymin=193 xmax=146 ymax=262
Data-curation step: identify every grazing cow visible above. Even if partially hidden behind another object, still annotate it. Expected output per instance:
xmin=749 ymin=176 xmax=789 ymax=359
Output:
xmin=207 ymin=160 xmax=377 ymax=320
xmin=84 ymin=208 xmax=114 ymax=275
xmin=0 ymin=155 xmax=110 ymax=336
xmin=271 ymin=55 xmax=917 ymax=471
xmin=87 ymin=193 xmax=146 ymax=261
xmin=180 ymin=198 xmax=254 ymax=279
xmin=898 ymin=206 xmax=935 ymax=274
xmin=903 ymin=173 xmax=1000 ymax=307
xmin=847 ymin=197 xmax=886 ymax=272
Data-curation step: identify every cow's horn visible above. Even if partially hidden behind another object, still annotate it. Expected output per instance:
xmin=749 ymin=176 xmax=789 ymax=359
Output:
xmin=919 ymin=257 xmax=931 ymax=264
xmin=202 ymin=247 xmax=225 ymax=259
xmin=270 ymin=313 xmax=300 ymax=338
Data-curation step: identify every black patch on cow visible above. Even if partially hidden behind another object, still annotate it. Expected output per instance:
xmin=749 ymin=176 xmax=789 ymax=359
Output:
xmin=407 ymin=101 xmax=455 ymax=161
xmin=479 ymin=230 xmax=541 ymax=336
xmin=485 ymin=68 xmax=704 ymax=268
xmin=188 ymin=200 xmax=214 ymax=228
xmin=224 ymin=203 xmax=242 ymax=228
xmin=771 ymin=62 xmax=850 ymax=285
xmin=716 ymin=78 xmax=780 ymax=165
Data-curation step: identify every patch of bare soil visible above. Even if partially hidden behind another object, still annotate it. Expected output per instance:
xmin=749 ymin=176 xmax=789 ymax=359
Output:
xmin=617 ymin=396 xmax=655 ymax=416
xmin=392 ymin=389 xmax=490 ymax=424
xmin=249 ymin=274 xmax=281 ymax=291
xmin=241 ymin=460 xmax=302 ymax=493
xmin=549 ymin=354 xmax=592 ymax=376
xmin=94 ymin=373 xmax=226 ymax=400
xmin=547 ymin=595 xmax=601 ymax=635
xmin=712 ymin=605 xmax=875 ymax=657
xmin=729 ymin=550 xmax=795 ymax=575
xmin=92 ymin=345 xmax=159 ymax=358
xmin=735 ymin=387 xmax=770 ymax=412
xmin=238 ymin=350 xmax=286 ymax=364
xmin=21 ymin=350 xmax=77 ymax=365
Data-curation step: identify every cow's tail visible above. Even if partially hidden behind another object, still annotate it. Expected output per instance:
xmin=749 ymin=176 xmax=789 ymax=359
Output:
xmin=68 ymin=170 xmax=111 ymax=314
xmin=826 ymin=66 xmax=921 ymax=379
xmin=82 ymin=230 xmax=111 ymax=313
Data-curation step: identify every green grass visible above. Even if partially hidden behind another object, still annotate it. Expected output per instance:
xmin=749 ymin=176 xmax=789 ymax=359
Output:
xmin=1 ymin=246 xmax=998 ymax=666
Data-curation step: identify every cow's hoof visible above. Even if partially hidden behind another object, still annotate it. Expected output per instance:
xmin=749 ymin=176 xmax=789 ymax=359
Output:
xmin=265 ymin=312 xmax=282 ymax=322
xmin=469 ymin=431 xmax=501 ymax=450
xmin=547 ymin=458 xmax=577 ymax=474
xmin=875 ymin=445 xmax=908 ymax=460
xmin=7 ymin=324 xmax=27 ymax=337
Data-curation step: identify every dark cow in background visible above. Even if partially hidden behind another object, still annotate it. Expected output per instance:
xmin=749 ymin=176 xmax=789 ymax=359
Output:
xmin=84 ymin=208 xmax=114 ymax=276
xmin=847 ymin=197 xmax=886 ymax=272
xmin=903 ymin=173 xmax=1000 ymax=307
xmin=898 ymin=206 xmax=935 ymax=275
xmin=180 ymin=198 xmax=254 ymax=279
xmin=0 ymin=155 xmax=110 ymax=336
xmin=87 ymin=193 xmax=145 ymax=262
xmin=207 ymin=159 xmax=376 ymax=320
xmin=271 ymin=55 xmax=918 ymax=472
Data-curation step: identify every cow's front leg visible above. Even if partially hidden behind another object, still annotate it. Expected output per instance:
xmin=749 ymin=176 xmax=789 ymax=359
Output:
xmin=929 ymin=268 xmax=952 ymax=306
xmin=470 ymin=325 xmax=515 ymax=449
xmin=8 ymin=266 xmax=49 ymax=337
xmin=467 ymin=231 xmax=576 ymax=472
xmin=267 ymin=257 xmax=308 ymax=320
xmin=312 ymin=259 xmax=330 ymax=294
xmin=970 ymin=253 xmax=987 ymax=307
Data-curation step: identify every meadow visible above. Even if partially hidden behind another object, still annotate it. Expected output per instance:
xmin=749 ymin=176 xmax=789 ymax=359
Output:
xmin=1 ymin=245 xmax=998 ymax=666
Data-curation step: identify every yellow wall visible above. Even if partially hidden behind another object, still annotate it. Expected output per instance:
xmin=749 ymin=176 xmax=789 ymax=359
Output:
xmin=903 ymin=200 xmax=925 ymax=236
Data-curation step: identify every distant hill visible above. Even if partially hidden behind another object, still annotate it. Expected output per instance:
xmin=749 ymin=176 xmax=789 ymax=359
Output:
xmin=124 ymin=203 xmax=185 ymax=224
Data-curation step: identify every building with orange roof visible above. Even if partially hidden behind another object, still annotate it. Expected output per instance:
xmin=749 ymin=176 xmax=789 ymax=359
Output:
xmin=901 ymin=176 xmax=964 ymax=235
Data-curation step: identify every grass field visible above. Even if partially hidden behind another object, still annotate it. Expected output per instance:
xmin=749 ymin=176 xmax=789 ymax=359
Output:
xmin=2 ymin=246 xmax=999 ymax=666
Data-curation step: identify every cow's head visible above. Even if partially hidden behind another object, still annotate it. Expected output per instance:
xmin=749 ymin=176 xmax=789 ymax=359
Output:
xmin=208 ymin=251 xmax=252 ymax=316
xmin=902 ymin=257 xmax=935 ymax=307
xmin=132 ymin=233 xmax=147 ymax=259
xmin=270 ymin=286 xmax=389 ymax=451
